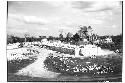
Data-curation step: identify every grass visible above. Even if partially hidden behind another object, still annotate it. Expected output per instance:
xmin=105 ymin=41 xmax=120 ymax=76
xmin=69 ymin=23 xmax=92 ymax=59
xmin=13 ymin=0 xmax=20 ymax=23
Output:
xmin=7 ymin=58 xmax=37 ymax=73
xmin=8 ymin=73 xmax=122 ymax=82
xmin=8 ymin=73 xmax=51 ymax=82
xmin=7 ymin=57 xmax=37 ymax=82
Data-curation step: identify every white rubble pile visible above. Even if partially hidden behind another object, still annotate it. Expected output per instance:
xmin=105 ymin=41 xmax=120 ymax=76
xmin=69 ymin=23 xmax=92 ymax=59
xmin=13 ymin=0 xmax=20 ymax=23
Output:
xmin=80 ymin=44 xmax=115 ymax=57
xmin=7 ymin=46 xmax=40 ymax=61
xmin=7 ymin=48 xmax=30 ymax=61
xmin=7 ymin=43 xmax=20 ymax=50
xmin=23 ymin=42 xmax=42 ymax=47
xmin=41 ymin=39 xmax=76 ymax=49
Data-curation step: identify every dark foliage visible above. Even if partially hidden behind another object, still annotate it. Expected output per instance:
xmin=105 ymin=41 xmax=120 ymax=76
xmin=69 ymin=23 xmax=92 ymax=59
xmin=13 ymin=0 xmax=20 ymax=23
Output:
xmin=42 ymin=45 xmax=75 ymax=55
xmin=44 ymin=55 xmax=122 ymax=76
xmin=7 ymin=58 xmax=37 ymax=73
xmin=97 ymin=34 xmax=123 ymax=52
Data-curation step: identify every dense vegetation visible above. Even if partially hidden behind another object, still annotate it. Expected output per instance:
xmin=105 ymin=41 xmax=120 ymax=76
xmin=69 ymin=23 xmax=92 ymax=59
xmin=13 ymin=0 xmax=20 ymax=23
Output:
xmin=44 ymin=54 xmax=122 ymax=76
xmin=96 ymin=34 xmax=123 ymax=52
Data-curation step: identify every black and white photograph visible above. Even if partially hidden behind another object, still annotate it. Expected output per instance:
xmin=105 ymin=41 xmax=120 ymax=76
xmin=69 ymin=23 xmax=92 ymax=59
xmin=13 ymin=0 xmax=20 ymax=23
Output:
xmin=7 ymin=1 xmax=123 ymax=82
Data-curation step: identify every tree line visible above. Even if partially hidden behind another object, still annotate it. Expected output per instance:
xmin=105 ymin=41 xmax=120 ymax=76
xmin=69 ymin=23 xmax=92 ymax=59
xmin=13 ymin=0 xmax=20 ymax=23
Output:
xmin=7 ymin=25 xmax=122 ymax=51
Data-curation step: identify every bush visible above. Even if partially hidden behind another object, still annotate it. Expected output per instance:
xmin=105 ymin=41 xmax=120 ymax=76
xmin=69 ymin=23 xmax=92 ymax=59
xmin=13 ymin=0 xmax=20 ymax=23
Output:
xmin=44 ymin=55 xmax=122 ymax=76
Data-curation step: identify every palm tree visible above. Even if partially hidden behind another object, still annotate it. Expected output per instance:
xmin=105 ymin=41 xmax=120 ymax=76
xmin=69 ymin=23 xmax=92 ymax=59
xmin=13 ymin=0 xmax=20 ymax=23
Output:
xmin=78 ymin=25 xmax=93 ymax=44
xmin=78 ymin=26 xmax=88 ymax=39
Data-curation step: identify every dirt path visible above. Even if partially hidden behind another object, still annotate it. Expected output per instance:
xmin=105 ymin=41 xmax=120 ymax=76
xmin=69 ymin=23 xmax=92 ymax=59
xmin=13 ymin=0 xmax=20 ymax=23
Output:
xmin=15 ymin=48 xmax=60 ymax=78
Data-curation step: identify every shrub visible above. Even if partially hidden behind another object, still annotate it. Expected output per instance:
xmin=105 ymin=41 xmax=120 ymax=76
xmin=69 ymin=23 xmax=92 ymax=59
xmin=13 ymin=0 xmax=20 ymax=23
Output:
xmin=44 ymin=55 xmax=122 ymax=76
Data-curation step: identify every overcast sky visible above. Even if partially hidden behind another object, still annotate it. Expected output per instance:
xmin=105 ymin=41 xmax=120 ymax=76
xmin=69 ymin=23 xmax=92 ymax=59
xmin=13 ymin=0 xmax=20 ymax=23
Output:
xmin=7 ymin=1 xmax=122 ymax=37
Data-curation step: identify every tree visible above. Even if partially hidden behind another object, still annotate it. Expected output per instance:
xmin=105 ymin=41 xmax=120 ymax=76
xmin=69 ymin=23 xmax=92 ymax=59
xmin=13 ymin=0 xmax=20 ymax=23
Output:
xmin=24 ymin=34 xmax=30 ymax=43
xmin=59 ymin=33 xmax=63 ymax=41
xmin=89 ymin=33 xmax=98 ymax=42
xmin=65 ymin=32 xmax=72 ymax=42
xmin=72 ymin=33 xmax=80 ymax=45
xmin=78 ymin=25 xmax=95 ymax=44
xmin=59 ymin=29 xmax=64 ymax=41
xmin=39 ymin=36 xmax=42 ymax=41
xmin=48 ymin=36 xmax=54 ymax=40
xmin=67 ymin=32 xmax=72 ymax=38
xmin=7 ymin=35 xmax=13 ymax=44
xmin=78 ymin=26 xmax=88 ymax=39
